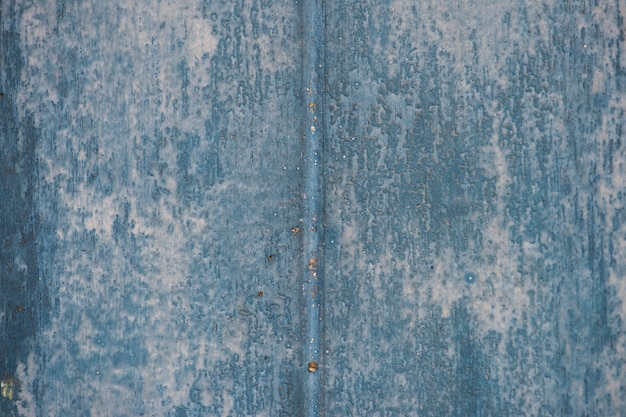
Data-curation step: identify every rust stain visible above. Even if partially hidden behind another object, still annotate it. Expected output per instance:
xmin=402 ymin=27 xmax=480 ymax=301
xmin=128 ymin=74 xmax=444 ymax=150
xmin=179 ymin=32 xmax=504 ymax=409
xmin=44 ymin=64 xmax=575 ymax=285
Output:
xmin=0 ymin=378 xmax=19 ymax=401
xmin=308 ymin=361 xmax=318 ymax=373
xmin=308 ymin=257 xmax=318 ymax=270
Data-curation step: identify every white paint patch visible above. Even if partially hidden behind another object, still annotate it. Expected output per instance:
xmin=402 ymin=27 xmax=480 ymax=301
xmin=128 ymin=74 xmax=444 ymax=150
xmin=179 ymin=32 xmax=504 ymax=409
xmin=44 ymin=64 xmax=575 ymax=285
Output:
xmin=186 ymin=18 xmax=218 ymax=61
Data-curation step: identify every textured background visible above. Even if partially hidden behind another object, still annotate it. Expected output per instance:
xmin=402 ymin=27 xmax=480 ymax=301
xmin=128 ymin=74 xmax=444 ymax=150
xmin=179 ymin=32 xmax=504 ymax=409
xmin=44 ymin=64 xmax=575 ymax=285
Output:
xmin=2 ymin=0 xmax=626 ymax=416
xmin=323 ymin=1 xmax=626 ymax=415
xmin=3 ymin=0 xmax=305 ymax=415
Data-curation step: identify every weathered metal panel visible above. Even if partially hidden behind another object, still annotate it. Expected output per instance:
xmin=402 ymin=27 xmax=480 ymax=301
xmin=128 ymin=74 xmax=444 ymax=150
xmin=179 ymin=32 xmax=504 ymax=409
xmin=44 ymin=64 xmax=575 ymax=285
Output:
xmin=322 ymin=1 xmax=626 ymax=416
xmin=300 ymin=0 xmax=325 ymax=416
xmin=3 ymin=0 xmax=305 ymax=415
xmin=1 ymin=0 xmax=625 ymax=416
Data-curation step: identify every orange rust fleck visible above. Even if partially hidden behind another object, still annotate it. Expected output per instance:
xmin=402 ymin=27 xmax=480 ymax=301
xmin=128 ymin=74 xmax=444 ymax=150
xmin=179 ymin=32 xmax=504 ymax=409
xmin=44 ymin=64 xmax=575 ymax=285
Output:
xmin=308 ymin=361 xmax=318 ymax=372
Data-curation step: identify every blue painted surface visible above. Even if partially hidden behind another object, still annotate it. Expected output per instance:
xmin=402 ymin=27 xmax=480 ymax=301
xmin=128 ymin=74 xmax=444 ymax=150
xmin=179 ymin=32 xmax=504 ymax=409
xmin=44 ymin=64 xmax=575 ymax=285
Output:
xmin=1 ymin=0 xmax=625 ymax=416
xmin=322 ymin=1 xmax=626 ymax=415
xmin=300 ymin=0 xmax=325 ymax=416
xmin=3 ymin=0 xmax=305 ymax=415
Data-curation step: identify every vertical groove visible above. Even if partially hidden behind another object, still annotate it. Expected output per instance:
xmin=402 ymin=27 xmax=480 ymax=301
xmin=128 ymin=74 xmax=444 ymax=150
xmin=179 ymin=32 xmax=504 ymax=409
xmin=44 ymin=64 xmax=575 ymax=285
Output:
xmin=301 ymin=0 xmax=325 ymax=415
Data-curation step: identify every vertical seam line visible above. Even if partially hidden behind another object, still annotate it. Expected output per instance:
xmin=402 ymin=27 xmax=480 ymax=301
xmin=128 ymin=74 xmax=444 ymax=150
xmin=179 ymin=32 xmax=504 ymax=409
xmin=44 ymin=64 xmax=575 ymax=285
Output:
xmin=301 ymin=0 xmax=325 ymax=416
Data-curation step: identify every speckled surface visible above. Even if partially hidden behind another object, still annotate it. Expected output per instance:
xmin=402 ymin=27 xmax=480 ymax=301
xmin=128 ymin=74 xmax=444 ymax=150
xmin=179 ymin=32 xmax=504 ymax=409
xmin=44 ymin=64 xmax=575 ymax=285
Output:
xmin=323 ymin=1 xmax=626 ymax=415
xmin=1 ymin=0 xmax=625 ymax=416
xmin=4 ymin=0 xmax=304 ymax=415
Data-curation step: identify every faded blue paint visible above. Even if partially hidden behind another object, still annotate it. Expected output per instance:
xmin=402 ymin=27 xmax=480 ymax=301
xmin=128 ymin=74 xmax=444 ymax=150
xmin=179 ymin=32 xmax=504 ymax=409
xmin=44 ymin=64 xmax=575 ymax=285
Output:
xmin=4 ymin=0 xmax=304 ymax=415
xmin=322 ymin=1 xmax=626 ymax=415
xmin=1 ymin=0 xmax=625 ymax=416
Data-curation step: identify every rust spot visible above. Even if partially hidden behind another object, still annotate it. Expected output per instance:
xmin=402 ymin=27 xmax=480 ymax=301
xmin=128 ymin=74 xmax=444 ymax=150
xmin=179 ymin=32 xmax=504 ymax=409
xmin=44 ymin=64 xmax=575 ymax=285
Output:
xmin=308 ymin=361 xmax=318 ymax=373
xmin=256 ymin=290 xmax=264 ymax=297
xmin=0 ymin=378 xmax=19 ymax=401
xmin=291 ymin=226 xmax=300 ymax=234
xmin=308 ymin=257 xmax=318 ymax=270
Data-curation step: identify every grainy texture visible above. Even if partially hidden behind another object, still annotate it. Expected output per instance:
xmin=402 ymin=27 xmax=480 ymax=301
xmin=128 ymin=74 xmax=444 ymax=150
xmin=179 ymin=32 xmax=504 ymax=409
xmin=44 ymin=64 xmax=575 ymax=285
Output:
xmin=0 ymin=1 xmax=49 ymax=415
xmin=4 ymin=0 xmax=304 ymax=415
xmin=2 ymin=0 xmax=626 ymax=416
xmin=323 ymin=0 xmax=626 ymax=415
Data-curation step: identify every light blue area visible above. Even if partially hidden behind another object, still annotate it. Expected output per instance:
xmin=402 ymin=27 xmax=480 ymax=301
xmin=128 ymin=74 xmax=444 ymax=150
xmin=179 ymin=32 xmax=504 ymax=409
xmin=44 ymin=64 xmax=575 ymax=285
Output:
xmin=1 ymin=0 xmax=625 ymax=416
xmin=323 ymin=1 xmax=626 ymax=415
xmin=5 ymin=0 xmax=304 ymax=415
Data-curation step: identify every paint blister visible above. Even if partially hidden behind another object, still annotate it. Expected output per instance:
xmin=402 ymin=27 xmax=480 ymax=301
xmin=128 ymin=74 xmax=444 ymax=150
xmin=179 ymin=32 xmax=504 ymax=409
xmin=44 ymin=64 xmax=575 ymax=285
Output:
xmin=464 ymin=273 xmax=477 ymax=284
